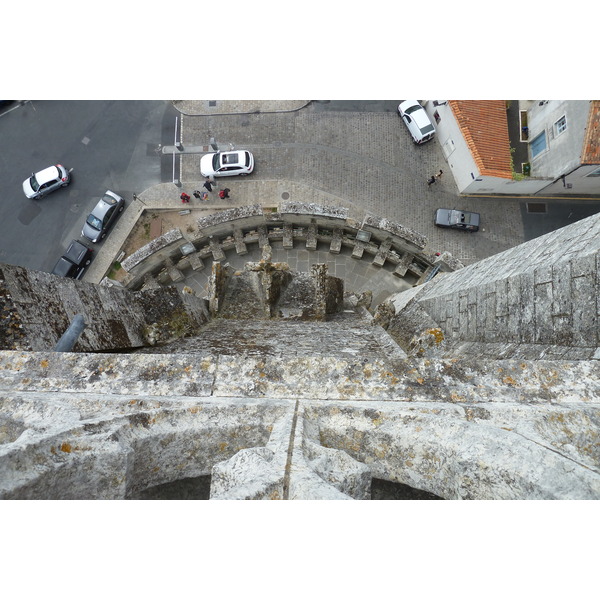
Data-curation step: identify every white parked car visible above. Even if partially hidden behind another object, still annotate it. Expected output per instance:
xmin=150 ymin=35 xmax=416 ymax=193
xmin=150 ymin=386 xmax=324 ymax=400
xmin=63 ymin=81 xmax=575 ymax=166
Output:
xmin=200 ymin=150 xmax=254 ymax=177
xmin=398 ymin=100 xmax=436 ymax=144
xmin=22 ymin=164 xmax=71 ymax=199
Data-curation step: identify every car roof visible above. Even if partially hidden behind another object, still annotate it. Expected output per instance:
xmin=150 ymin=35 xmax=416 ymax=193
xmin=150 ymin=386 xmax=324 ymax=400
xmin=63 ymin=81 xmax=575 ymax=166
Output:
xmin=35 ymin=165 xmax=60 ymax=183
xmin=91 ymin=195 xmax=117 ymax=218
xmin=220 ymin=151 xmax=246 ymax=165
xmin=409 ymin=106 xmax=432 ymax=129
xmin=63 ymin=240 xmax=90 ymax=264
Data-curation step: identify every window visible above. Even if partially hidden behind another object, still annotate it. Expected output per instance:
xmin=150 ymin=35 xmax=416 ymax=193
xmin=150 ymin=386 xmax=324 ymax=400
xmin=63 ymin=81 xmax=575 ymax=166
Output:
xmin=586 ymin=167 xmax=600 ymax=177
xmin=530 ymin=131 xmax=547 ymax=159
xmin=555 ymin=115 xmax=567 ymax=135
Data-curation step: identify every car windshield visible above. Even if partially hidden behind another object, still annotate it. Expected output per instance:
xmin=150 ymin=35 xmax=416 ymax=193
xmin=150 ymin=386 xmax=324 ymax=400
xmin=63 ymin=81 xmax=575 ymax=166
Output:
xmin=30 ymin=175 xmax=40 ymax=192
xmin=405 ymin=105 xmax=421 ymax=115
xmin=86 ymin=214 xmax=102 ymax=230
xmin=451 ymin=212 xmax=473 ymax=224
xmin=212 ymin=154 xmax=221 ymax=170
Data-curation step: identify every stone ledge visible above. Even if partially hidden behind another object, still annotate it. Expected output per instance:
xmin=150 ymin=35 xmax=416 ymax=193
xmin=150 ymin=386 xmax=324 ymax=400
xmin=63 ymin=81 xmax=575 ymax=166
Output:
xmin=121 ymin=229 xmax=183 ymax=272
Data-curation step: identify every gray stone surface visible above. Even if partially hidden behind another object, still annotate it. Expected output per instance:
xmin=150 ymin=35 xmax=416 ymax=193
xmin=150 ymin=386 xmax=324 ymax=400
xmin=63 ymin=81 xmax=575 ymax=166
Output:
xmin=1 ymin=346 xmax=599 ymax=499
xmin=382 ymin=212 xmax=600 ymax=359
xmin=0 ymin=263 xmax=208 ymax=352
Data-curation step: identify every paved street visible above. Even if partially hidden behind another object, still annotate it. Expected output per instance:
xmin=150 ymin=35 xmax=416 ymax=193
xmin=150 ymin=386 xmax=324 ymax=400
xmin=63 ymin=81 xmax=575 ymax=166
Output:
xmin=0 ymin=100 xmax=175 ymax=273
xmin=180 ymin=103 xmax=524 ymax=265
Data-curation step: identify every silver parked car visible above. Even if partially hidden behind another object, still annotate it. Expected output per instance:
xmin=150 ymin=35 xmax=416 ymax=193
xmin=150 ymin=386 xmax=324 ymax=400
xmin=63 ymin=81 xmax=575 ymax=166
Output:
xmin=81 ymin=190 xmax=125 ymax=242
xmin=398 ymin=100 xmax=436 ymax=144
xmin=434 ymin=208 xmax=480 ymax=232
xmin=22 ymin=164 xmax=71 ymax=199
xmin=200 ymin=150 xmax=254 ymax=177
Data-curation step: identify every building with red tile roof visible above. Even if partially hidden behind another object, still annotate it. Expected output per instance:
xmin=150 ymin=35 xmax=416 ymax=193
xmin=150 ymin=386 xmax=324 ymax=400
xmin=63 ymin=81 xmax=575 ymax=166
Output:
xmin=423 ymin=99 xmax=600 ymax=196
xmin=448 ymin=100 xmax=513 ymax=179
xmin=581 ymin=100 xmax=600 ymax=165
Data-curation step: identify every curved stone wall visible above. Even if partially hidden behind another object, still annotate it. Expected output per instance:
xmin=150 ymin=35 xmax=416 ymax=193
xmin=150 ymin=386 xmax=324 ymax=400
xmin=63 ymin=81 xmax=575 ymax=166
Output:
xmin=118 ymin=203 xmax=461 ymax=291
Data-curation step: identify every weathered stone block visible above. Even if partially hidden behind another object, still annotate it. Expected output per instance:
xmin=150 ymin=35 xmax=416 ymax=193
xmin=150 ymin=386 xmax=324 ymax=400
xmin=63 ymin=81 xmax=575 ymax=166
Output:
xmin=351 ymin=242 xmax=365 ymax=259
xmin=306 ymin=223 xmax=317 ymax=251
xmin=393 ymin=253 xmax=413 ymax=277
xmin=283 ymin=223 xmax=293 ymax=249
xmin=234 ymin=229 xmax=248 ymax=255
xmin=373 ymin=239 xmax=392 ymax=267
xmin=209 ymin=237 xmax=226 ymax=262
xmin=329 ymin=228 xmax=342 ymax=254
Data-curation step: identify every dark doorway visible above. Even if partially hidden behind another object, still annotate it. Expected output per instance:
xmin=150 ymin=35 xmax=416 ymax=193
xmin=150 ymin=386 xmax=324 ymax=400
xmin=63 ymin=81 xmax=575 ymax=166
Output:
xmin=371 ymin=478 xmax=443 ymax=500
xmin=132 ymin=475 xmax=212 ymax=500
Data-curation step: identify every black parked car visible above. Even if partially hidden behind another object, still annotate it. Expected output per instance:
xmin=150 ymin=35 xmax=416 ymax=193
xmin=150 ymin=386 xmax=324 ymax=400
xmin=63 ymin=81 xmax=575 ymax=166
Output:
xmin=51 ymin=240 xmax=93 ymax=279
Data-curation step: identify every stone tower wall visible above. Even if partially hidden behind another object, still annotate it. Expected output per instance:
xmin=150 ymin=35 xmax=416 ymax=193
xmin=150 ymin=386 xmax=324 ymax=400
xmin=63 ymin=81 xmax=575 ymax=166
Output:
xmin=0 ymin=264 xmax=209 ymax=352
xmin=383 ymin=212 xmax=600 ymax=359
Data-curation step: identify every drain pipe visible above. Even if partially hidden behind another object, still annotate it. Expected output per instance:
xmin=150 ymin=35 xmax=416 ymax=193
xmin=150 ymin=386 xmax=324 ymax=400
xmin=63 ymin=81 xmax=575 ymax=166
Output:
xmin=54 ymin=314 xmax=87 ymax=352
xmin=534 ymin=165 xmax=580 ymax=196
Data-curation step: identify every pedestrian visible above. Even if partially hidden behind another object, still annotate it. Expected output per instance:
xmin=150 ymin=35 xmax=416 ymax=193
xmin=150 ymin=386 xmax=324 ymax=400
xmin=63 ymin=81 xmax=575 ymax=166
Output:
xmin=180 ymin=192 xmax=190 ymax=203
xmin=435 ymin=169 xmax=443 ymax=180
xmin=427 ymin=175 xmax=436 ymax=186
xmin=203 ymin=178 xmax=213 ymax=193
xmin=219 ymin=188 xmax=231 ymax=199
xmin=193 ymin=190 xmax=202 ymax=199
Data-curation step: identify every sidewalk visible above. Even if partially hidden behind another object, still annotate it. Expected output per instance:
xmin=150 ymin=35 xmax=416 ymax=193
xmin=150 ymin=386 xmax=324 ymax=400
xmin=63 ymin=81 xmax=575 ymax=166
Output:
xmin=82 ymin=179 xmax=367 ymax=284
xmin=172 ymin=100 xmax=310 ymax=116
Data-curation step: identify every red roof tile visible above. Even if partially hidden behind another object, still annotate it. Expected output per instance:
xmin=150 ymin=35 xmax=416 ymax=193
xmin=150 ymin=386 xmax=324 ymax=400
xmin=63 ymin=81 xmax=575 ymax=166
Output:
xmin=449 ymin=100 xmax=513 ymax=179
xmin=581 ymin=100 xmax=600 ymax=165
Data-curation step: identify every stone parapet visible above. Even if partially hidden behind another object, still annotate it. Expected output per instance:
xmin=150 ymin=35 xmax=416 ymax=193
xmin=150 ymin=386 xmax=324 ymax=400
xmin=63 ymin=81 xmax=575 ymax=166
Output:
xmin=381 ymin=212 xmax=600 ymax=359
xmin=115 ymin=203 xmax=458 ymax=292
xmin=121 ymin=229 xmax=183 ymax=273
xmin=0 ymin=263 xmax=208 ymax=352
xmin=1 ymin=348 xmax=599 ymax=500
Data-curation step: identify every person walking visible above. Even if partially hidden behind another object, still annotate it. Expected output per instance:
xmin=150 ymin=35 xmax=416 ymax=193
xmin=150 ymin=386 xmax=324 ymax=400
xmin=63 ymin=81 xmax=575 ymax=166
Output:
xmin=435 ymin=169 xmax=443 ymax=180
xmin=203 ymin=177 xmax=214 ymax=193
xmin=427 ymin=175 xmax=436 ymax=186
xmin=219 ymin=188 xmax=231 ymax=199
